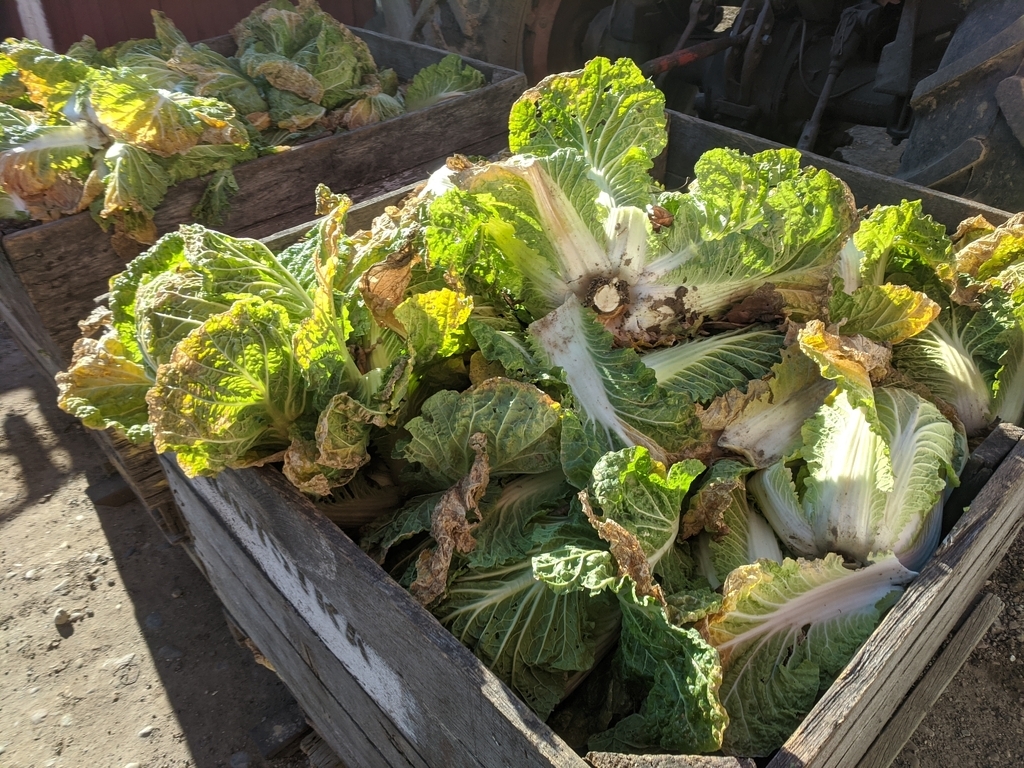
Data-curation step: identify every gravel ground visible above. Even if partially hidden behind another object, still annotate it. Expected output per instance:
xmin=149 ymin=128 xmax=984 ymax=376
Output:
xmin=0 ymin=322 xmax=309 ymax=768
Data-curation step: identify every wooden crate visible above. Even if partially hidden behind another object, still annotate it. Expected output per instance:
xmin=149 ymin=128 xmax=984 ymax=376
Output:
xmin=0 ymin=29 xmax=524 ymax=374
xmin=0 ymin=30 xmax=524 ymax=543
xmin=155 ymin=112 xmax=1023 ymax=768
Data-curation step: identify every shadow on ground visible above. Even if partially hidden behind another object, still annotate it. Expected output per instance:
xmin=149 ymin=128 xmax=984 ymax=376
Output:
xmin=1 ymin=322 xmax=304 ymax=767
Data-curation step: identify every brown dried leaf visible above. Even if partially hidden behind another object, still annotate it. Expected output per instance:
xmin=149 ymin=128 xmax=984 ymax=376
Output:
xmin=358 ymin=249 xmax=415 ymax=332
xmin=78 ymin=306 xmax=114 ymax=338
xmin=245 ymin=111 xmax=271 ymax=132
xmin=680 ymin=475 xmax=740 ymax=541
xmin=469 ymin=351 xmax=505 ymax=386
xmin=410 ymin=433 xmax=491 ymax=605
xmin=579 ymin=490 xmax=665 ymax=606
xmin=718 ymin=283 xmax=786 ymax=327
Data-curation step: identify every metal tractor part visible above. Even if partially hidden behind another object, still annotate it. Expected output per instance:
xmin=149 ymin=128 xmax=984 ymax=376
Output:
xmin=373 ymin=0 xmax=1024 ymax=208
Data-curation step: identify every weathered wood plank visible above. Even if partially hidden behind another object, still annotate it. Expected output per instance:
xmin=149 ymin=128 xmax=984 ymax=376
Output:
xmin=184 ymin=464 xmax=586 ymax=768
xmin=856 ymin=593 xmax=1004 ymax=768
xmin=0 ymin=247 xmax=64 ymax=377
xmin=663 ymin=112 xmax=1011 ymax=231
xmin=302 ymin=732 xmax=347 ymax=768
xmin=769 ymin=437 xmax=1024 ymax=768
xmin=943 ymin=423 xmax=1024 ymax=534
xmin=163 ymin=458 xmax=429 ymax=768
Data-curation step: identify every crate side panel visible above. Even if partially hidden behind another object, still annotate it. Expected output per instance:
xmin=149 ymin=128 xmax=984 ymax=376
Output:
xmin=186 ymin=465 xmax=585 ymax=768
xmin=0 ymin=243 xmax=64 ymax=377
xmin=163 ymin=458 xmax=428 ymax=768
xmin=664 ymin=112 xmax=1010 ymax=230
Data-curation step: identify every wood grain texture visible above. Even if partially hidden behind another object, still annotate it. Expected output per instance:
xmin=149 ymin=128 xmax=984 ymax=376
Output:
xmin=944 ymin=424 xmax=1024 ymax=534
xmin=663 ymin=112 xmax=1011 ymax=231
xmin=181 ymin=463 xmax=586 ymax=768
xmin=163 ymin=458 xmax=428 ymax=768
xmin=301 ymin=732 xmax=347 ymax=768
xmin=0 ymin=248 xmax=64 ymax=377
xmin=769 ymin=436 xmax=1024 ymax=768
xmin=0 ymin=30 xmax=524 ymax=364
xmin=856 ymin=593 xmax=1004 ymax=768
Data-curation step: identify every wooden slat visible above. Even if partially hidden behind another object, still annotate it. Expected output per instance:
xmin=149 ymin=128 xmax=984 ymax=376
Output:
xmin=663 ymin=112 xmax=1011 ymax=231
xmin=0 ymin=247 xmax=64 ymax=377
xmin=943 ymin=424 xmax=1024 ymax=534
xmin=856 ymin=592 xmax=1004 ymax=768
xmin=768 ymin=435 xmax=1024 ymax=768
xmin=182 ymin=463 xmax=586 ymax=768
xmin=163 ymin=458 xmax=428 ymax=768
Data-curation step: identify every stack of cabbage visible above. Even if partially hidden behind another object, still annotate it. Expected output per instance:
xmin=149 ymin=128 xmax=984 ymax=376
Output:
xmin=56 ymin=57 xmax=1024 ymax=757
xmin=0 ymin=0 xmax=483 ymax=246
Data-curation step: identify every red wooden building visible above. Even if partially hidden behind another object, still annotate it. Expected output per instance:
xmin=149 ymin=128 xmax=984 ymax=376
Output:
xmin=0 ymin=0 xmax=376 ymax=51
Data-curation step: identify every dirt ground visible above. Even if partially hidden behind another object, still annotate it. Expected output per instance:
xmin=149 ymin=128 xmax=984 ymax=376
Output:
xmin=1 ymin=127 xmax=1023 ymax=768
xmin=0 ymin=324 xmax=310 ymax=768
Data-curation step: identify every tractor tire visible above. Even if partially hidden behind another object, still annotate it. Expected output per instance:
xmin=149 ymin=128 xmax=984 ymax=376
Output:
xmin=898 ymin=0 xmax=1024 ymax=211
xmin=373 ymin=0 xmax=609 ymax=83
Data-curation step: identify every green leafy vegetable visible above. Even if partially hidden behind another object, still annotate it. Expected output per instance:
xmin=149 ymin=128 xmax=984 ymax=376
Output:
xmin=706 ymin=553 xmax=913 ymax=756
xmin=405 ymin=54 xmax=485 ymax=112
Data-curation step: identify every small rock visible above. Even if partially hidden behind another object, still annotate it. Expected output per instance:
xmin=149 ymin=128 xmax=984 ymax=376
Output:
xmin=54 ymin=608 xmax=71 ymax=626
xmin=60 ymin=715 xmax=73 ymax=727
xmin=138 ymin=725 xmax=154 ymax=737
xmin=59 ymin=542 xmax=69 ymax=549
xmin=48 ymin=638 xmax=61 ymax=650
xmin=86 ymin=609 xmax=94 ymax=617
xmin=144 ymin=612 xmax=163 ymax=631
xmin=70 ymin=612 xmax=85 ymax=622
xmin=5 ymin=571 xmax=15 ymax=579
xmin=115 ymin=603 xmax=122 ymax=610
xmin=75 ymin=515 xmax=84 ymax=521
xmin=157 ymin=645 xmax=183 ymax=660
xmin=107 ymin=579 xmax=116 ymax=587
xmin=23 ymin=569 xmax=38 ymax=580
xmin=229 ymin=751 xmax=251 ymax=768
xmin=125 ymin=763 xmax=141 ymax=768
xmin=86 ymin=552 xmax=100 ymax=564
xmin=74 ymin=658 xmax=84 ymax=669
xmin=52 ymin=579 xmax=69 ymax=592
xmin=29 ymin=686 xmax=40 ymax=694
xmin=0 ymin=744 xmax=5 ymax=754
xmin=170 ymin=588 xmax=183 ymax=599
xmin=84 ymin=573 xmax=96 ymax=582
xmin=30 ymin=710 xmax=48 ymax=724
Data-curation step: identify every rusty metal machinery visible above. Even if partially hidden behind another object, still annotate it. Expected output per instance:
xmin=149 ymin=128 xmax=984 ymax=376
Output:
xmin=374 ymin=0 xmax=1024 ymax=208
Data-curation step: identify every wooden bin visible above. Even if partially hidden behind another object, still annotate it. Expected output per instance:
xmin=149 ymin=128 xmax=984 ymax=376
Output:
xmin=151 ymin=111 xmax=1024 ymax=768
xmin=0 ymin=29 xmax=525 ymax=542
